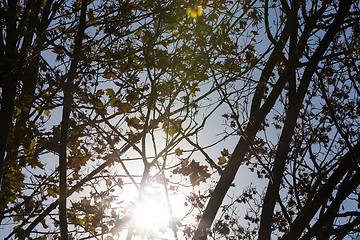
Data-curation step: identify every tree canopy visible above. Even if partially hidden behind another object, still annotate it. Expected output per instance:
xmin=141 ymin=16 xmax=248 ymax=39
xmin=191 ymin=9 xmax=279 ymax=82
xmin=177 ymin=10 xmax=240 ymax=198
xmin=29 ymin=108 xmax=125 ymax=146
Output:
xmin=1 ymin=0 xmax=360 ymax=239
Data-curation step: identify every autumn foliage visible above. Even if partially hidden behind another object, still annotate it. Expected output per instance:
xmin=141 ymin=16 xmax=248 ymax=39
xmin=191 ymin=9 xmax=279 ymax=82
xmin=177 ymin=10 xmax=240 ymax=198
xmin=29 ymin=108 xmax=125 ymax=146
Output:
xmin=1 ymin=0 xmax=360 ymax=240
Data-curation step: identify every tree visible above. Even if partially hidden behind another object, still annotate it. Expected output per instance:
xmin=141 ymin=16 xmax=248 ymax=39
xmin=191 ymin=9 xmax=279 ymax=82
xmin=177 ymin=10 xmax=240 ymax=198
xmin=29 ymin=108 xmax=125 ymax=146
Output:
xmin=1 ymin=0 xmax=234 ymax=239
xmin=194 ymin=0 xmax=360 ymax=239
xmin=1 ymin=0 xmax=360 ymax=240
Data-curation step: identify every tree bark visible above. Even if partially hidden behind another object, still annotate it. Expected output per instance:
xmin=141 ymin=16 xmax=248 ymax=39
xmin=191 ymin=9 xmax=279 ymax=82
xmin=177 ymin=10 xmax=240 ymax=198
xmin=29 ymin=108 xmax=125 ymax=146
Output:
xmin=0 ymin=0 xmax=18 ymax=191
xmin=59 ymin=1 xmax=87 ymax=239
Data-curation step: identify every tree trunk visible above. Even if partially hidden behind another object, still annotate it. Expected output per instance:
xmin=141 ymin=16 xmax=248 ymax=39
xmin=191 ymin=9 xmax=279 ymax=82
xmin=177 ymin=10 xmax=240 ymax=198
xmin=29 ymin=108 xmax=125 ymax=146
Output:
xmin=59 ymin=1 xmax=87 ymax=239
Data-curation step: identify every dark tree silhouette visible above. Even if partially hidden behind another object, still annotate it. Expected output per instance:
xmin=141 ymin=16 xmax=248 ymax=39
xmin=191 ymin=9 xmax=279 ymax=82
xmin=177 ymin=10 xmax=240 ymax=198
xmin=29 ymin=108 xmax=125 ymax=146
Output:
xmin=195 ymin=0 xmax=360 ymax=239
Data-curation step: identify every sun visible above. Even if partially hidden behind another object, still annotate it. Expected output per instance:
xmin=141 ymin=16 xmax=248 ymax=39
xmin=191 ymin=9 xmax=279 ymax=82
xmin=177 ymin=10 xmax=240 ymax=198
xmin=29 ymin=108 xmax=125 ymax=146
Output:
xmin=129 ymin=194 xmax=171 ymax=237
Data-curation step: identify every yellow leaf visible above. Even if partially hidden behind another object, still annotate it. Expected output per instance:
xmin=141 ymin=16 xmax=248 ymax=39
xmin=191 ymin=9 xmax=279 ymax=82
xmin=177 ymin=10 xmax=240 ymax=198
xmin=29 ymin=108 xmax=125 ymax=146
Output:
xmin=41 ymin=0 xmax=48 ymax=8
xmin=218 ymin=156 xmax=227 ymax=165
xmin=13 ymin=215 xmax=23 ymax=222
xmin=14 ymin=106 xmax=21 ymax=116
xmin=105 ymin=88 xmax=115 ymax=97
xmin=187 ymin=5 xmax=203 ymax=19
xmin=29 ymin=139 xmax=36 ymax=151
xmin=47 ymin=188 xmax=57 ymax=198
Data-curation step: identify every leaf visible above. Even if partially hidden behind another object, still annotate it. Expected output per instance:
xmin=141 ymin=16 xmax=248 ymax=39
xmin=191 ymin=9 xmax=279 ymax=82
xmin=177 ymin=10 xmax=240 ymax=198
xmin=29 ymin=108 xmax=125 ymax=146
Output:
xmin=14 ymin=226 xmax=24 ymax=239
xmin=47 ymin=188 xmax=57 ymax=198
xmin=126 ymin=91 xmax=139 ymax=103
xmin=68 ymin=156 xmax=87 ymax=170
xmin=175 ymin=148 xmax=183 ymax=156
xmin=187 ymin=5 xmax=203 ymax=18
xmin=162 ymin=119 xmax=182 ymax=137
xmin=239 ymin=20 xmax=247 ymax=29
xmin=29 ymin=139 xmax=36 ymax=150
xmin=221 ymin=148 xmax=229 ymax=156
xmin=188 ymin=160 xmax=210 ymax=186
xmin=103 ymin=69 xmax=114 ymax=79
xmin=173 ymin=160 xmax=210 ymax=186
xmin=247 ymin=45 xmax=255 ymax=51
xmin=106 ymin=88 xmax=115 ymax=97
xmin=28 ymin=156 xmax=43 ymax=169
xmin=106 ymin=179 xmax=112 ymax=187
xmin=144 ymin=0 xmax=156 ymax=8
xmin=87 ymin=9 xmax=97 ymax=24
xmin=13 ymin=215 xmax=24 ymax=222
xmin=44 ymin=109 xmax=50 ymax=116
xmin=126 ymin=117 xmax=142 ymax=129
xmin=79 ymin=198 xmax=98 ymax=214
xmin=218 ymin=156 xmax=227 ymax=165
xmin=214 ymin=220 xmax=230 ymax=235
xmin=14 ymin=106 xmax=21 ymax=116
xmin=117 ymin=102 xmax=131 ymax=113
xmin=81 ymin=198 xmax=91 ymax=207
xmin=245 ymin=51 xmax=253 ymax=60
xmin=41 ymin=219 xmax=49 ymax=229
xmin=190 ymin=173 xmax=201 ymax=186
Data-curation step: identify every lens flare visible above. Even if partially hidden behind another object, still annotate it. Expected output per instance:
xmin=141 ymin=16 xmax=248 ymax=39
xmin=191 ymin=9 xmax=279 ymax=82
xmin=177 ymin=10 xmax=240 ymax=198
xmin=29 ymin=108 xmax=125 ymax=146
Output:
xmin=187 ymin=5 xmax=203 ymax=19
xmin=130 ymin=195 xmax=170 ymax=235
